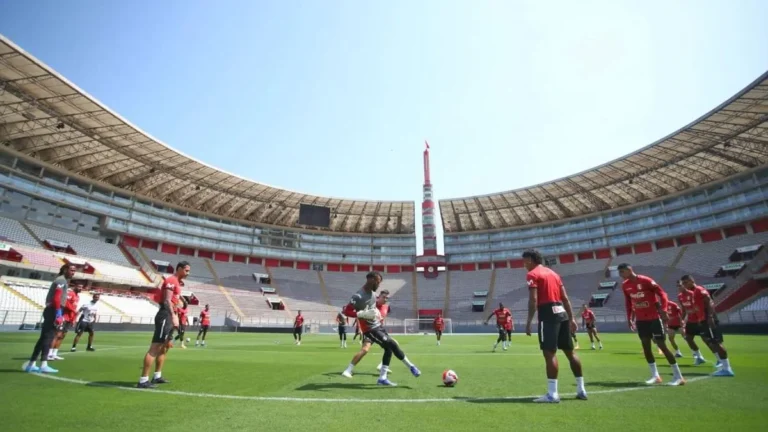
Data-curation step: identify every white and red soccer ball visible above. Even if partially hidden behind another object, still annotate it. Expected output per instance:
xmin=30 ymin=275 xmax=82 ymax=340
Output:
xmin=442 ymin=369 xmax=458 ymax=387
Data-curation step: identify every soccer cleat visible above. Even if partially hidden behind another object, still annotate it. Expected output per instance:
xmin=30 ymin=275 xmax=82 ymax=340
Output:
xmin=715 ymin=361 xmax=722 ymax=369
xmin=377 ymin=378 xmax=397 ymax=386
xmin=136 ymin=381 xmax=156 ymax=389
xmin=668 ymin=377 xmax=686 ymax=386
xmin=645 ymin=375 xmax=663 ymax=385
xmin=533 ymin=394 xmax=560 ymax=403
xmin=675 ymin=352 xmax=683 ymax=358
xmin=694 ymin=357 xmax=707 ymax=366
xmin=39 ymin=365 xmax=58 ymax=373
xmin=23 ymin=362 xmax=39 ymax=373
xmin=87 ymin=347 xmax=96 ymax=352
xmin=49 ymin=355 xmax=64 ymax=361
xmin=576 ymin=391 xmax=588 ymax=400
xmin=341 ymin=371 xmax=353 ymax=378
xmin=70 ymin=347 xmax=77 ymax=352
xmin=599 ymin=345 xmax=604 ymax=350
xmin=502 ymin=345 xmax=508 ymax=351
xmin=712 ymin=369 xmax=735 ymax=377
xmin=151 ymin=377 xmax=170 ymax=384
xmin=409 ymin=365 xmax=421 ymax=378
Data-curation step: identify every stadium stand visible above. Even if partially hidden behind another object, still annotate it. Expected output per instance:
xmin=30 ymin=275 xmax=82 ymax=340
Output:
xmin=740 ymin=295 xmax=768 ymax=312
xmin=448 ymin=270 xmax=492 ymax=320
xmin=416 ymin=273 xmax=446 ymax=311
xmin=270 ymin=267 xmax=336 ymax=320
xmin=0 ymin=216 xmax=38 ymax=246
xmin=12 ymin=244 xmax=63 ymax=268
xmin=141 ymin=249 xmax=216 ymax=284
xmin=491 ymin=268 xmax=529 ymax=311
xmin=677 ymin=232 xmax=768 ymax=276
xmin=25 ymin=222 xmax=132 ymax=266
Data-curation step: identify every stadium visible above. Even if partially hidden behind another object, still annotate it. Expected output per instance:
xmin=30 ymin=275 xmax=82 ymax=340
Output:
xmin=1 ymin=31 xmax=767 ymax=430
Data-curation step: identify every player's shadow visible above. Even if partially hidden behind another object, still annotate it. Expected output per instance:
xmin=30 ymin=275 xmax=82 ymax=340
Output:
xmin=86 ymin=381 xmax=139 ymax=388
xmin=458 ymin=396 xmax=537 ymax=404
xmin=296 ymin=383 xmax=413 ymax=391
xmin=0 ymin=369 xmax=24 ymax=373
xmin=321 ymin=372 xmax=379 ymax=378
xmin=588 ymin=381 xmax=644 ymax=388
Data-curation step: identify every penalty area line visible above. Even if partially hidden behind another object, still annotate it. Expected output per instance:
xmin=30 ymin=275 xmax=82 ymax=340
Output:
xmin=32 ymin=373 xmax=712 ymax=403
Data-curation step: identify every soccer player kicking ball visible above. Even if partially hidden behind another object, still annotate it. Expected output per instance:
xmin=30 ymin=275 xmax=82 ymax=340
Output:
xmin=678 ymin=275 xmax=734 ymax=376
xmin=523 ymin=250 xmax=587 ymax=403
xmin=580 ymin=304 xmax=603 ymax=350
xmin=434 ymin=312 xmax=445 ymax=346
xmin=618 ymin=263 xmax=685 ymax=386
xmin=342 ymin=273 xmax=420 ymax=386
xmin=485 ymin=303 xmax=512 ymax=351
xmin=23 ymin=264 xmax=76 ymax=373
xmin=342 ymin=289 xmax=392 ymax=377
xmin=137 ymin=261 xmax=189 ymax=389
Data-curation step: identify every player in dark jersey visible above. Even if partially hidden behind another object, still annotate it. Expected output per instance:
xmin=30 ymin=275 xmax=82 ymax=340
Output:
xmin=137 ymin=261 xmax=189 ymax=389
xmin=336 ymin=312 xmax=348 ymax=348
xmin=341 ymin=289 xmax=394 ymax=378
xmin=23 ymin=264 xmax=76 ymax=373
xmin=293 ymin=311 xmax=305 ymax=345
xmin=342 ymin=273 xmax=420 ymax=386
xmin=523 ymin=250 xmax=586 ymax=403
xmin=679 ymin=275 xmax=734 ymax=376
xmin=618 ymin=264 xmax=685 ymax=386
xmin=434 ymin=312 xmax=445 ymax=346
xmin=485 ymin=303 xmax=512 ymax=351
xmin=50 ymin=284 xmax=81 ymax=360
xmin=580 ymin=304 xmax=602 ymax=350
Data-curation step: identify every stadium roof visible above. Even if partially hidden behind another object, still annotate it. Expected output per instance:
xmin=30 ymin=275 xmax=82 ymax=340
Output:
xmin=440 ymin=71 xmax=768 ymax=234
xmin=0 ymin=35 xmax=414 ymax=235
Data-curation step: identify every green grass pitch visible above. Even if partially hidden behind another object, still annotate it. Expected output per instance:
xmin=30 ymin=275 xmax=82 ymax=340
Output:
xmin=1 ymin=331 xmax=766 ymax=431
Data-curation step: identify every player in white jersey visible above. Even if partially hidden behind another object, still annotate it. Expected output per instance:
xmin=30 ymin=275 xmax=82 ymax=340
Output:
xmin=71 ymin=293 xmax=100 ymax=352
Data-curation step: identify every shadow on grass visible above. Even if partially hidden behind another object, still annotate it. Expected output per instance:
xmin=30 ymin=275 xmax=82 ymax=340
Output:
xmin=296 ymin=382 xmax=412 ymax=391
xmin=588 ymin=381 xmax=645 ymax=388
xmin=0 ymin=369 xmax=24 ymax=373
xmin=458 ymin=396 xmax=538 ymax=404
xmin=86 ymin=381 xmax=138 ymax=388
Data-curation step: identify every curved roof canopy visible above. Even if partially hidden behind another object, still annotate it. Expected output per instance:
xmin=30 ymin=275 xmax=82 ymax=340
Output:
xmin=0 ymin=35 xmax=414 ymax=235
xmin=440 ymin=71 xmax=768 ymax=233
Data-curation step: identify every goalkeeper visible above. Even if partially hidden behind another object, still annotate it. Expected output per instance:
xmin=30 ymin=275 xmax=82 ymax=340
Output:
xmin=341 ymin=272 xmax=421 ymax=386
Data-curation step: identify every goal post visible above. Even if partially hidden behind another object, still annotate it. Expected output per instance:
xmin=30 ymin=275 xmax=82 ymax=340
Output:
xmin=403 ymin=318 xmax=452 ymax=335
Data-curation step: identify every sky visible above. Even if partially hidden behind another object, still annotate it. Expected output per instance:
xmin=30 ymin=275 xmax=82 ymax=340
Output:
xmin=1 ymin=0 xmax=767 ymax=254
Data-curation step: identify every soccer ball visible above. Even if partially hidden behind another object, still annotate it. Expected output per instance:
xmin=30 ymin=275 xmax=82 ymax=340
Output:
xmin=442 ymin=369 xmax=458 ymax=387
xmin=185 ymin=337 xmax=190 ymax=343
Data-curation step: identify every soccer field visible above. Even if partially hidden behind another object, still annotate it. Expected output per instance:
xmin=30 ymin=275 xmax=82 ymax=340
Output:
xmin=1 ymin=332 xmax=766 ymax=431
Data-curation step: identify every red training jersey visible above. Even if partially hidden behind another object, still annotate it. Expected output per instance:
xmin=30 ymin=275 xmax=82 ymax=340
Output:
xmin=156 ymin=276 xmax=183 ymax=308
xmin=504 ymin=314 xmax=513 ymax=331
xmin=581 ymin=309 xmax=595 ymax=324
xmin=526 ymin=265 xmax=564 ymax=306
xmin=622 ymin=275 xmax=668 ymax=322
xmin=199 ymin=309 xmax=211 ymax=326
xmin=667 ymin=302 xmax=683 ymax=327
xmin=434 ymin=317 xmax=445 ymax=331
xmin=377 ymin=303 xmax=389 ymax=324
xmin=64 ymin=290 xmax=79 ymax=323
xmin=178 ymin=307 xmax=188 ymax=325
xmin=678 ymin=286 xmax=710 ymax=323
xmin=294 ymin=315 xmax=304 ymax=328
xmin=493 ymin=307 xmax=511 ymax=326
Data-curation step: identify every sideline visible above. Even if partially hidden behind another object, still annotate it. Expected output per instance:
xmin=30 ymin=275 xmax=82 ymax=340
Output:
xmin=33 ymin=373 xmax=713 ymax=403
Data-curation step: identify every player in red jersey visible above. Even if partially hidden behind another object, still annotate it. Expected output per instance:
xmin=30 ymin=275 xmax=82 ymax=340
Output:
xmin=137 ymin=261 xmax=189 ymax=388
xmin=523 ymin=250 xmax=586 ymax=403
xmin=49 ymin=284 xmax=81 ymax=360
xmin=504 ymin=313 xmax=514 ymax=346
xmin=292 ymin=311 xmax=305 ymax=345
xmin=618 ymin=263 xmax=685 ymax=386
xmin=580 ymin=304 xmax=602 ymax=350
xmin=665 ymin=300 xmax=685 ymax=358
xmin=173 ymin=299 xmax=189 ymax=349
xmin=341 ymin=288 xmax=399 ymax=378
xmin=679 ymin=275 xmax=734 ymax=376
xmin=195 ymin=304 xmax=211 ymax=347
xmin=485 ymin=303 xmax=512 ymax=351
xmin=434 ymin=312 xmax=445 ymax=346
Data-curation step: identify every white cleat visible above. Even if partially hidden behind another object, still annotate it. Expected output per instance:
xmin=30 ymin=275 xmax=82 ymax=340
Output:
xmin=341 ymin=371 xmax=353 ymax=378
xmin=668 ymin=377 xmax=686 ymax=386
xmin=533 ymin=393 xmax=560 ymax=403
xmin=645 ymin=375 xmax=663 ymax=385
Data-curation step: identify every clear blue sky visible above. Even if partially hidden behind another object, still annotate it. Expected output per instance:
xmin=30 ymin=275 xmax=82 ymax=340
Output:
xmin=1 ymin=0 xmax=767 ymax=254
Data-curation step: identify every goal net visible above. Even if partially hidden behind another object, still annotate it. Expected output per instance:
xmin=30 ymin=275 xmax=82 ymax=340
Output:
xmin=403 ymin=318 xmax=453 ymax=335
